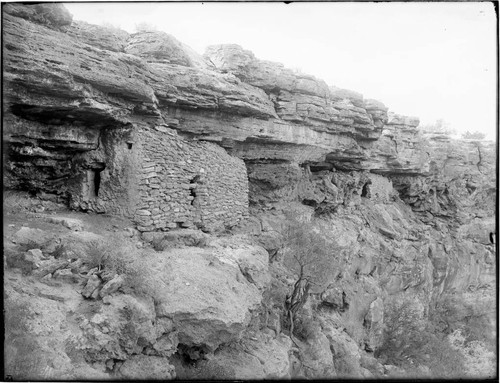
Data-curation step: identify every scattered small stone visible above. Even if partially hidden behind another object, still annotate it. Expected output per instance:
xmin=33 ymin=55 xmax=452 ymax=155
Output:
xmin=53 ymin=268 xmax=80 ymax=283
xmin=69 ymin=258 xmax=83 ymax=272
xmin=82 ymin=274 xmax=102 ymax=298
xmin=90 ymin=287 xmax=101 ymax=300
xmin=100 ymin=274 xmax=125 ymax=297
xmin=24 ymin=249 xmax=44 ymax=268
xmin=33 ymin=259 xmax=70 ymax=278
xmin=46 ymin=216 xmax=84 ymax=231
xmin=105 ymin=359 xmax=115 ymax=371
xmin=102 ymin=295 xmax=112 ymax=305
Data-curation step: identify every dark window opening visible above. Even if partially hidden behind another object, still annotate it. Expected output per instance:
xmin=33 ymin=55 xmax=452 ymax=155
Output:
xmin=189 ymin=175 xmax=201 ymax=206
xmin=127 ymin=142 xmax=133 ymax=150
xmin=361 ymin=181 xmax=372 ymax=198
xmin=88 ymin=162 xmax=105 ymax=199
xmin=189 ymin=187 xmax=197 ymax=205
xmin=361 ymin=184 xmax=370 ymax=198
xmin=93 ymin=169 xmax=102 ymax=197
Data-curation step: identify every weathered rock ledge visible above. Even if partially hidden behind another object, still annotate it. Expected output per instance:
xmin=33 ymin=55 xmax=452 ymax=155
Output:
xmin=3 ymin=4 xmax=494 ymax=230
xmin=2 ymin=4 xmax=496 ymax=381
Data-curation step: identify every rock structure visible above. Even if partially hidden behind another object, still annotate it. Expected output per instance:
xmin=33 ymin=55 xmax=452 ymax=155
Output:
xmin=2 ymin=3 xmax=497 ymax=380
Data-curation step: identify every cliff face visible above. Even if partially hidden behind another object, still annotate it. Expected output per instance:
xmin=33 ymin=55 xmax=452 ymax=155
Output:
xmin=3 ymin=4 xmax=496 ymax=380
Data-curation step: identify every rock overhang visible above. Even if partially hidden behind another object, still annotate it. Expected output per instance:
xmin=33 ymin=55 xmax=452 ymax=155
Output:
xmin=2 ymin=3 xmax=496 ymax=228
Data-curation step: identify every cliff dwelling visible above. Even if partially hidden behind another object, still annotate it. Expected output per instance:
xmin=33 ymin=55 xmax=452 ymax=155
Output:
xmin=64 ymin=125 xmax=249 ymax=232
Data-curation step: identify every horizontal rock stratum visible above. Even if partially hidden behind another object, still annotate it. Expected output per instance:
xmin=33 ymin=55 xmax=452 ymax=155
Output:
xmin=3 ymin=3 xmax=494 ymax=231
xmin=3 ymin=3 xmax=496 ymax=381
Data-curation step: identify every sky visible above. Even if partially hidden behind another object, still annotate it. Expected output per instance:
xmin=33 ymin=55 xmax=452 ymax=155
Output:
xmin=64 ymin=2 xmax=497 ymax=140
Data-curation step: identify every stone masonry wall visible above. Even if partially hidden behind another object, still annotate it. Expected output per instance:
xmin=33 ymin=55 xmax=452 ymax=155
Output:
xmin=134 ymin=126 xmax=249 ymax=232
xmin=68 ymin=126 xmax=142 ymax=217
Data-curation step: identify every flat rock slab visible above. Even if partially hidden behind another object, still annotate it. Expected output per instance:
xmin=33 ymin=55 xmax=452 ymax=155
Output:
xmin=151 ymin=247 xmax=263 ymax=350
xmin=13 ymin=227 xmax=49 ymax=246
xmin=45 ymin=216 xmax=85 ymax=231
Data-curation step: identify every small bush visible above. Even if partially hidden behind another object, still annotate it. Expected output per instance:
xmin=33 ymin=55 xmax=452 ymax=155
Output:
xmin=51 ymin=243 xmax=67 ymax=259
xmin=449 ymin=329 xmax=496 ymax=378
xmin=83 ymin=238 xmax=159 ymax=299
xmin=377 ymin=294 xmax=466 ymax=378
xmin=83 ymin=239 xmax=115 ymax=271
xmin=151 ymin=236 xmax=173 ymax=252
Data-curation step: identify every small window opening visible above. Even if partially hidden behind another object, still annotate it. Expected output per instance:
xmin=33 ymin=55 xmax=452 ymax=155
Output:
xmin=361 ymin=182 xmax=371 ymax=198
xmin=127 ymin=142 xmax=133 ymax=150
xmin=94 ymin=169 xmax=102 ymax=196
xmin=189 ymin=175 xmax=201 ymax=206
xmin=87 ymin=162 xmax=105 ymax=199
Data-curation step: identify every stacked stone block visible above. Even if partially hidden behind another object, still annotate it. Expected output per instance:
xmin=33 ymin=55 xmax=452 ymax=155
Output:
xmin=134 ymin=126 xmax=249 ymax=233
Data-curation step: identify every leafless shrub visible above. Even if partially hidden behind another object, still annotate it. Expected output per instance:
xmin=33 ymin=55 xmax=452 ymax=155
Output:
xmin=376 ymin=294 xmax=466 ymax=378
xmin=281 ymin=210 xmax=340 ymax=341
xmin=151 ymin=236 xmax=173 ymax=252
xmin=83 ymin=238 xmax=159 ymax=299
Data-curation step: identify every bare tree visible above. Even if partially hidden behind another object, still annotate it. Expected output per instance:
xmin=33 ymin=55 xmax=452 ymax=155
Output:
xmin=282 ymin=212 xmax=338 ymax=342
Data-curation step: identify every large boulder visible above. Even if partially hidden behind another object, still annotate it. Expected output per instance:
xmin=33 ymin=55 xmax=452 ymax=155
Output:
xmin=126 ymin=31 xmax=208 ymax=68
xmin=188 ymin=333 xmax=291 ymax=379
xmin=66 ymin=20 xmax=129 ymax=52
xmin=119 ymin=355 xmax=175 ymax=380
xmin=150 ymin=246 xmax=266 ymax=351
xmin=3 ymin=3 xmax=72 ymax=29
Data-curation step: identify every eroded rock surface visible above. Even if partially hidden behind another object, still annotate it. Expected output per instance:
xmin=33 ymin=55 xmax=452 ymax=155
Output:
xmin=3 ymin=3 xmax=496 ymax=381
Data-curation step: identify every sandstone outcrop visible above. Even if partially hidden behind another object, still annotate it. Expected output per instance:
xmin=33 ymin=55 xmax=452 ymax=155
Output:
xmin=3 ymin=3 xmax=496 ymax=381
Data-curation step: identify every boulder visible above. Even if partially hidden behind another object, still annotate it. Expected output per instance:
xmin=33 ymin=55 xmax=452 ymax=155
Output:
xmin=210 ymin=239 xmax=271 ymax=290
xmin=33 ymin=259 xmax=70 ymax=278
xmin=24 ymin=249 xmax=45 ymax=268
xmin=300 ymin=330 xmax=336 ymax=379
xmin=151 ymin=247 xmax=263 ymax=351
xmin=99 ymin=274 xmax=125 ymax=297
xmin=327 ymin=327 xmax=364 ymax=378
xmin=125 ymin=31 xmax=208 ymax=68
xmin=3 ymin=3 xmax=72 ymax=29
xmin=46 ymin=216 xmax=84 ymax=231
xmin=82 ymin=274 xmax=102 ymax=298
xmin=66 ymin=20 xmax=129 ymax=52
xmin=119 ymin=355 xmax=175 ymax=380
xmin=231 ymin=334 xmax=292 ymax=379
xmin=363 ymin=297 xmax=384 ymax=351
xmin=53 ymin=268 xmax=82 ymax=283
xmin=13 ymin=227 xmax=49 ymax=247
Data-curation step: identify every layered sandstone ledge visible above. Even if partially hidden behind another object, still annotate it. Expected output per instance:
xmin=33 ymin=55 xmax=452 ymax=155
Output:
xmin=3 ymin=3 xmax=495 ymax=231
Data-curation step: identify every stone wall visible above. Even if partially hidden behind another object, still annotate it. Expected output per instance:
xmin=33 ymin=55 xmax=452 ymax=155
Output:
xmin=68 ymin=126 xmax=142 ymax=217
xmin=133 ymin=126 xmax=249 ymax=232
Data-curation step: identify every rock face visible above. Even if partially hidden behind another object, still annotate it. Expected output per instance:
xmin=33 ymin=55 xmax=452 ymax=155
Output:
xmin=2 ymin=3 xmax=496 ymax=381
